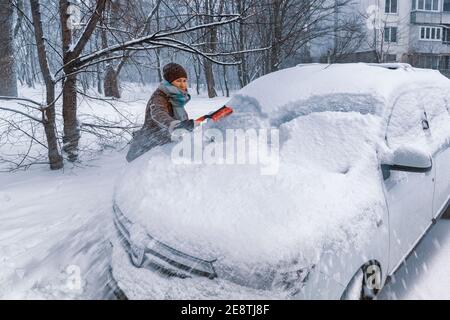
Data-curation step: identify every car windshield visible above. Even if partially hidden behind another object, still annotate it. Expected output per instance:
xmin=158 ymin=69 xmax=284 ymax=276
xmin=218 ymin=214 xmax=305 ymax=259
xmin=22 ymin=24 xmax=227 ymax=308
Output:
xmin=205 ymin=93 xmax=384 ymax=174
xmin=223 ymin=92 xmax=385 ymax=127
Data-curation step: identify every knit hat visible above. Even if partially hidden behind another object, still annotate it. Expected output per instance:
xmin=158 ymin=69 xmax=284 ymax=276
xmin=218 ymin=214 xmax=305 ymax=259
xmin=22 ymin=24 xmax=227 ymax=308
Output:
xmin=163 ymin=63 xmax=188 ymax=83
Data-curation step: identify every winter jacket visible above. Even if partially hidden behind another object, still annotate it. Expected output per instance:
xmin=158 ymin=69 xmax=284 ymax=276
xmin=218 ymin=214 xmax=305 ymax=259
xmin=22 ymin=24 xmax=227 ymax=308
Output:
xmin=126 ymin=88 xmax=190 ymax=162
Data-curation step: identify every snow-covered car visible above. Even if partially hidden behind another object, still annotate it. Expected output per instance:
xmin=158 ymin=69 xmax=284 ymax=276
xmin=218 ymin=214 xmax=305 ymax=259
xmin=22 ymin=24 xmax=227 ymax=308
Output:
xmin=110 ymin=63 xmax=450 ymax=300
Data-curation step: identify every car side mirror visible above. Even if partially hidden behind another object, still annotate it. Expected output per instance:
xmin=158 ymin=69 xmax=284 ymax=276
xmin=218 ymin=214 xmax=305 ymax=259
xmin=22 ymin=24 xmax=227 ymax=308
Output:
xmin=381 ymin=145 xmax=432 ymax=178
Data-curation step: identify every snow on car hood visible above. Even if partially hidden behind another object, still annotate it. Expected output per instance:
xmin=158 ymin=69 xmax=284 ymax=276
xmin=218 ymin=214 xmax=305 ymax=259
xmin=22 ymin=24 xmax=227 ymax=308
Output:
xmin=114 ymin=110 xmax=387 ymax=272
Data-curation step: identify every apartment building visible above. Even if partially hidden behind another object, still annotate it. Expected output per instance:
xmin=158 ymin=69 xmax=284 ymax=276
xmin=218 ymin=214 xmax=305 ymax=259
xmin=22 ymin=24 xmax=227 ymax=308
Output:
xmin=348 ymin=0 xmax=450 ymax=75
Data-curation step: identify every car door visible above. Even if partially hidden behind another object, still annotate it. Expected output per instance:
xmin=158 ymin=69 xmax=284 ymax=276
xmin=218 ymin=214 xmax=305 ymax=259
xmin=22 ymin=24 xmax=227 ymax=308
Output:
xmin=384 ymin=90 xmax=435 ymax=275
xmin=422 ymin=89 xmax=450 ymax=219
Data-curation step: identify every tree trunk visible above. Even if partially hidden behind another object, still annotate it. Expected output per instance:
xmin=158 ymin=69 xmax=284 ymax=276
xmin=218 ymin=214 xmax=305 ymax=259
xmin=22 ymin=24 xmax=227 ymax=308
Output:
xmin=30 ymin=0 xmax=63 ymax=170
xmin=95 ymin=31 xmax=103 ymax=94
xmin=59 ymin=0 xmax=79 ymax=162
xmin=97 ymin=64 xmax=103 ymax=94
xmin=104 ymin=64 xmax=120 ymax=98
xmin=61 ymin=74 xmax=80 ymax=162
xmin=203 ymin=59 xmax=217 ymax=98
xmin=59 ymin=0 xmax=106 ymax=162
xmin=194 ymin=57 xmax=201 ymax=95
xmin=270 ymin=0 xmax=282 ymax=72
xmin=155 ymin=8 xmax=163 ymax=83
xmin=236 ymin=0 xmax=248 ymax=88
xmin=0 ymin=0 xmax=18 ymax=96
xmin=202 ymin=0 xmax=217 ymax=98
xmin=222 ymin=64 xmax=229 ymax=97
xmin=155 ymin=50 xmax=163 ymax=83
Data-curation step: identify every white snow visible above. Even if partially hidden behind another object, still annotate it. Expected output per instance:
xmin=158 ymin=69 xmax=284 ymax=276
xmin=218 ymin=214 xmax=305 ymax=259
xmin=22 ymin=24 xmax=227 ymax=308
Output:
xmin=115 ymin=64 xmax=450 ymax=270
xmin=115 ymin=111 xmax=388 ymax=289
xmin=0 ymin=83 xmax=223 ymax=169
xmin=379 ymin=220 xmax=450 ymax=300
xmin=125 ymin=112 xmax=381 ymax=243
xmin=0 ymin=84 xmax=229 ymax=299
xmin=228 ymin=63 xmax=450 ymax=120
xmin=110 ymin=235 xmax=287 ymax=300
xmin=0 ymin=152 xmax=123 ymax=299
xmin=113 ymin=63 xmax=450 ymax=298
xmin=1 ymin=66 xmax=450 ymax=299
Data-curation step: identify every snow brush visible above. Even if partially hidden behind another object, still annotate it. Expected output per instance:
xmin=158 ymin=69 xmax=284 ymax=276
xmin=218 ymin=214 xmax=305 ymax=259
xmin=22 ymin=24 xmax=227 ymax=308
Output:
xmin=196 ymin=106 xmax=234 ymax=123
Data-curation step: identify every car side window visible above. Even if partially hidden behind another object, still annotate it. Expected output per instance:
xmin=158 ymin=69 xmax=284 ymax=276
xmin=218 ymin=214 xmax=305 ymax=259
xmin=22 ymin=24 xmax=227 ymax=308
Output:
xmin=386 ymin=91 xmax=429 ymax=150
xmin=420 ymin=89 xmax=450 ymax=153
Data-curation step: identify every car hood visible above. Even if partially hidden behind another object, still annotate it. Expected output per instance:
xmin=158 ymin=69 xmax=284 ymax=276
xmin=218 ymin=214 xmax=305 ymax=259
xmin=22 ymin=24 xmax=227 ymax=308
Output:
xmin=114 ymin=112 xmax=387 ymax=273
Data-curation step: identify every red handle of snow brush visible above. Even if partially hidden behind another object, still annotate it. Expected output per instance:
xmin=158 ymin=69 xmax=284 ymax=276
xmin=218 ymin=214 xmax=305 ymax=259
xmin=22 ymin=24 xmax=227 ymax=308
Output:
xmin=196 ymin=106 xmax=234 ymax=123
xmin=211 ymin=106 xmax=234 ymax=121
xmin=196 ymin=115 xmax=208 ymax=123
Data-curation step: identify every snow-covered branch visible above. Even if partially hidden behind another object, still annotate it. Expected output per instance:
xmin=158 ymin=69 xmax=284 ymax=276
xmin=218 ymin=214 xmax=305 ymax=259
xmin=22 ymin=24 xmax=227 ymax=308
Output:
xmin=62 ymin=14 xmax=242 ymax=70
xmin=0 ymin=96 xmax=42 ymax=107
xmin=0 ymin=106 xmax=43 ymax=123
xmin=68 ymin=0 xmax=107 ymax=59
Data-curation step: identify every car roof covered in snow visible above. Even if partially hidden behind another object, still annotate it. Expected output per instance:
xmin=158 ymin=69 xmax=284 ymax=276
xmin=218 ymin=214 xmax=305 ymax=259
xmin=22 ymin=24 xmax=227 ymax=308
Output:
xmin=228 ymin=63 xmax=450 ymax=119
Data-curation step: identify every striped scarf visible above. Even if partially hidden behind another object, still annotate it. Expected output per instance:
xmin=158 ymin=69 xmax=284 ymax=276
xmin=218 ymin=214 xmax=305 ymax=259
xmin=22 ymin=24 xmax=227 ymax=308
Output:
xmin=158 ymin=80 xmax=191 ymax=121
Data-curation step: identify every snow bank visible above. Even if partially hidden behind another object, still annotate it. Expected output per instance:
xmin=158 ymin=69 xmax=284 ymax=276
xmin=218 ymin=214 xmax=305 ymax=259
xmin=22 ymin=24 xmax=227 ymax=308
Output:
xmin=0 ymin=152 xmax=126 ymax=299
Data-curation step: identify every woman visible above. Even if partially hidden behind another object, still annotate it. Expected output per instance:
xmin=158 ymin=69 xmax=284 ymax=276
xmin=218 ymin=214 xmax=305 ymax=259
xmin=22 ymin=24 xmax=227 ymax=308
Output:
xmin=126 ymin=63 xmax=198 ymax=162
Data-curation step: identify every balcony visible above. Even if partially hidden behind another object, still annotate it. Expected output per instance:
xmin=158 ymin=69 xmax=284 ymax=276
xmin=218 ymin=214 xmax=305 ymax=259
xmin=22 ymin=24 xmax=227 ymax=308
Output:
xmin=411 ymin=11 xmax=450 ymax=24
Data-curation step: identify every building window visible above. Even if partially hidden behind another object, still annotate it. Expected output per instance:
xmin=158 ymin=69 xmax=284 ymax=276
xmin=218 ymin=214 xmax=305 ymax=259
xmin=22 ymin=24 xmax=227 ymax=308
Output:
xmin=444 ymin=0 xmax=450 ymax=11
xmin=420 ymin=26 xmax=442 ymax=40
xmin=441 ymin=56 xmax=450 ymax=70
xmin=386 ymin=0 xmax=398 ymax=13
xmin=443 ymin=28 xmax=450 ymax=42
xmin=384 ymin=27 xmax=398 ymax=42
xmin=413 ymin=0 xmax=440 ymax=11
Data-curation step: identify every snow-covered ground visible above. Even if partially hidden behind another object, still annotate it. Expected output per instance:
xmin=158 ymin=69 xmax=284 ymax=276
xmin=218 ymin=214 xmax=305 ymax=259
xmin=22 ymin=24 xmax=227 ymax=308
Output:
xmin=1 ymin=146 xmax=449 ymax=299
xmin=0 ymin=151 xmax=123 ymax=299
xmin=379 ymin=219 xmax=450 ymax=300
xmin=1 ymin=81 xmax=449 ymax=299
xmin=0 ymin=85 xmax=228 ymax=299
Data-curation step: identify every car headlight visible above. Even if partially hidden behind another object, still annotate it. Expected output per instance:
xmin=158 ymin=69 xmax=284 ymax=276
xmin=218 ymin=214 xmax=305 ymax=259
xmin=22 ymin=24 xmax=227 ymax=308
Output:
xmin=272 ymin=265 xmax=316 ymax=293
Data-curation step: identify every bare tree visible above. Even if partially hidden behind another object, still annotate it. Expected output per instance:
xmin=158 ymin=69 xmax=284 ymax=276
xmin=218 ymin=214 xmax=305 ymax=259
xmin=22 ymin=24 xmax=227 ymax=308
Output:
xmin=201 ymin=0 xmax=220 ymax=98
xmin=3 ymin=0 xmax=360 ymax=170
xmin=59 ymin=0 xmax=107 ymax=162
xmin=101 ymin=0 xmax=161 ymax=98
xmin=0 ymin=0 xmax=18 ymax=96
xmin=29 ymin=0 xmax=63 ymax=169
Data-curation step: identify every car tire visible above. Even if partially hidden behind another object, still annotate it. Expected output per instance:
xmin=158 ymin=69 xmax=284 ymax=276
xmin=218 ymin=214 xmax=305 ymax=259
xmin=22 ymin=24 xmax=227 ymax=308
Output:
xmin=340 ymin=262 xmax=381 ymax=300
xmin=106 ymin=266 xmax=128 ymax=300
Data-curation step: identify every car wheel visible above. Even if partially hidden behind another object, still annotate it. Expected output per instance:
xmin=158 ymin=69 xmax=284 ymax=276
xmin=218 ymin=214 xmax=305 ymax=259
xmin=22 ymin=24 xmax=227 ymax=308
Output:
xmin=106 ymin=266 xmax=128 ymax=300
xmin=341 ymin=263 xmax=381 ymax=300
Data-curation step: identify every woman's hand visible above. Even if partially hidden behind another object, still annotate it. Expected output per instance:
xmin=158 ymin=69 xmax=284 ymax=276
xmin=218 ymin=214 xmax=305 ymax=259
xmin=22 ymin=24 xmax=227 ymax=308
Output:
xmin=174 ymin=120 xmax=195 ymax=132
